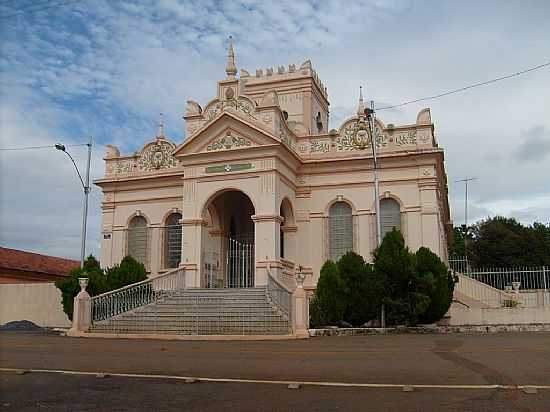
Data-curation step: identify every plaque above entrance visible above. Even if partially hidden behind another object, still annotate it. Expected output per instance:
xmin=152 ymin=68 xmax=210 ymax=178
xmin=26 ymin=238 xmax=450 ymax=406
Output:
xmin=205 ymin=163 xmax=253 ymax=174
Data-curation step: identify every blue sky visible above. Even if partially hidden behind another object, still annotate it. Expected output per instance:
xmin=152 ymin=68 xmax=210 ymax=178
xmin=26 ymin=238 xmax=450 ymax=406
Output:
xmin=1 ymin=0 xmax=549 ymax=259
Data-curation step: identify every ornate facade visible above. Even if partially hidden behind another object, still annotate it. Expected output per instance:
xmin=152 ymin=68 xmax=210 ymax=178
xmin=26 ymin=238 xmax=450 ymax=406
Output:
xmin=95 ymin=40 xmax=452 ymax=292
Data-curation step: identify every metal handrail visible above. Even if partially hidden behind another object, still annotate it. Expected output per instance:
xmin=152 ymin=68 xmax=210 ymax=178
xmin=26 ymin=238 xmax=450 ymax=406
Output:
xmin=91 ymin=267 xmax=185 ymax=322
xmin=266 ymin=263 xmax=292 ymax=320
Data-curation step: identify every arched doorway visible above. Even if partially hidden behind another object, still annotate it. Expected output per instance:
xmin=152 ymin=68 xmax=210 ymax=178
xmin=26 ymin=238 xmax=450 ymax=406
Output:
xmin=201 ymin=190 xmax=255 ymax=288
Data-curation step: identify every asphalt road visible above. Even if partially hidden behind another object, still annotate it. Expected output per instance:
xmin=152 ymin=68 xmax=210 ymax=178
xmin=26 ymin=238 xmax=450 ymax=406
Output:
xmin=1 ymin=331 xmax=550 ymax=411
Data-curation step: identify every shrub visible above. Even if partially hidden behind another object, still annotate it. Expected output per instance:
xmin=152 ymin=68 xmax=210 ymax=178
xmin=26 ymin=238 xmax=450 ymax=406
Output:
xmin=104 ymin=256 xmax=147 ymax=290
xmin=416 ymin=247 xmax=455 ymax=324
xmin=55 ymin=255 xmax=147 ymax=320
xmin=310 ymin=260 xmax=345 ymax=327
xmin=55 ymin=255 xmax=106 ymax=321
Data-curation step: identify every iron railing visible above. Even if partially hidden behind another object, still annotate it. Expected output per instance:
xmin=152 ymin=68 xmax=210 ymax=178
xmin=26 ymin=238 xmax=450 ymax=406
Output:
xmin=266 ymin=269 xmax=292 ymax=320
xmin=449 ymin=257 xmax=549 ymax=291
xmin=450 ymin=256 xmax=549 ymax=308
xmin=91 ymin=267 xmax=185 ymax=322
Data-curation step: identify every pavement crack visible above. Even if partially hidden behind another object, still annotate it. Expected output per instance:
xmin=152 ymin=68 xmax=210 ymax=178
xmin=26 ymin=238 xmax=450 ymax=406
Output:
xmin=432 ymin=339 xmax=516 ymax=386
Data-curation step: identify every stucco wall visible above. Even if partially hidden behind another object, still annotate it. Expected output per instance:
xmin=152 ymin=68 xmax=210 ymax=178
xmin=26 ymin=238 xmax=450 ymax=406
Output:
xmin=0 ymin=283 xmax=71 ymax=328
xmin=448 ymin=303 xmax=550 ymax=325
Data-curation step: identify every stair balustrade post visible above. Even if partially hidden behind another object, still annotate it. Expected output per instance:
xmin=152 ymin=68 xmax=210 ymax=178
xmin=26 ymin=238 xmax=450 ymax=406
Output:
xmin=292 ymin=271 xmax=309 ymax=338
xmin=68 ymin=277 xmax=92 ymax=336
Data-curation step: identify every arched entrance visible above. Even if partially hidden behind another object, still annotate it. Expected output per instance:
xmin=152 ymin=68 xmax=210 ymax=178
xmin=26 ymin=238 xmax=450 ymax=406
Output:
xmin=201 ymin=190 xmax=255 ymax=288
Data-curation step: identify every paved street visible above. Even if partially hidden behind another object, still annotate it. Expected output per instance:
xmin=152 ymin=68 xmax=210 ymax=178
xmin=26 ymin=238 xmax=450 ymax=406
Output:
xmin=1 ymin=331 xmax=550 ymax=411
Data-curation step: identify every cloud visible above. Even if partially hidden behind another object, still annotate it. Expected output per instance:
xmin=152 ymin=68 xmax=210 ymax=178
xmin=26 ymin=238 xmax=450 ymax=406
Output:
xmin=1 ymin=0 xmax=550 ymax=259
xmin=516 ymin=126 xmax=550 ymax=162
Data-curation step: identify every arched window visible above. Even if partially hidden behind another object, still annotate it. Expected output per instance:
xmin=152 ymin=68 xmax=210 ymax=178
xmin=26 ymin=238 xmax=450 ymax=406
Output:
xmin=329 ymin=202 xmax=353 ymax=261
xmin=127 ymin=216 xmax=148 ymax=266
xmin=380 ymin=198 xmax=401 ymax=240
xmin=164 ymin=212 xmax=182 ymax=268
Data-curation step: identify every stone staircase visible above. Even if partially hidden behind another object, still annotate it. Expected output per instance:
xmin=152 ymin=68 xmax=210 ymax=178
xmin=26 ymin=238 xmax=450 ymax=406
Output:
xmin=90 ymin=287 xmax=292 ymax=336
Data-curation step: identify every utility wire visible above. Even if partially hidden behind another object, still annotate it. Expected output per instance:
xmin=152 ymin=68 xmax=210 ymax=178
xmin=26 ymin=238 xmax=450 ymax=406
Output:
xmin=0 ymin=0 xmax=81 ymax=19
xmin=0 ymin=143 xmax=88 ymax=151
xmin=377 ymin=61 xmax=550 ymax=111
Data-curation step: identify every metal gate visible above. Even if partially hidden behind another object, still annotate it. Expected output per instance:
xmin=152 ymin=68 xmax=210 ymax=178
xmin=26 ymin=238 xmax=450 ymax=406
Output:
xmin=227 ymin=237 xmax=255 ymax=288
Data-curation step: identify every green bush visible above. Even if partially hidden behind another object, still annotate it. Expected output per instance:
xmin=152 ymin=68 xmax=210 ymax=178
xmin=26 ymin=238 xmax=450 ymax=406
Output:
xmin=310 ymin=252 xmax=384 ymax=327
xmin=55 ymin=255 xmax=147 ymax=320
xmin=310 ymin=260 xmax=344 ymax=327
xmin=104 ymin=256 xmax=147 ymax=290
xmin=416 ymin=247 xmax=455 ymax=324
xmin=310 ymin=229 xmax=454 ymax=328
xmin=55 ymin=255 xmax=106 ymax=321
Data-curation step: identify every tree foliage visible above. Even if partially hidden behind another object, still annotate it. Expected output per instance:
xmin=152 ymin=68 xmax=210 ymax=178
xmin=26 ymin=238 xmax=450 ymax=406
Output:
xmin=452 ymin=217 xmax=550 ymax=267
xmin=55 ymin=255 xmax=147 ymax=320
xmin=311 ymin=230 xmax=455 ymax=328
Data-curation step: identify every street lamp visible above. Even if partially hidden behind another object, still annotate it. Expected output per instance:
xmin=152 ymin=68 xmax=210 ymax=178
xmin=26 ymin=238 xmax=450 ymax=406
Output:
xmin=354 ymin=87 xmax=384 ymax=327
xmin=55 ymin=136 xmax=93 ymax=268
xmin=353 ymin=88 xmax=382 ymax=247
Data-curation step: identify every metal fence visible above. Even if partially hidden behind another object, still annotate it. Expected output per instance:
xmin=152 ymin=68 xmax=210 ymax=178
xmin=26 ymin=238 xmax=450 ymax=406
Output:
xmin=91 ymin=267 xmax=185 ymax=322
xmin=449 ymin=257 xmax=549 ymax=291
xmin=449 ymin=256 xmax=549 ymax=308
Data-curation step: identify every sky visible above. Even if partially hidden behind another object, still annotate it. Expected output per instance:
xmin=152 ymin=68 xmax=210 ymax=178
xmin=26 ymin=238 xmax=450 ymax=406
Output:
xmin=0 ymin=0 xmax=549 ymax=260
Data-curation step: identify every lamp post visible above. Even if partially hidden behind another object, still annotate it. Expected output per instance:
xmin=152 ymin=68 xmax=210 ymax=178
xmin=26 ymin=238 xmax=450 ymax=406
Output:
xmin=353 ymin=87 xmax=384 ymax=327
xmin=455 ymin=177 xmax=477 ymax=274
xmin=55 ymin=136 xmax=93 ymax=268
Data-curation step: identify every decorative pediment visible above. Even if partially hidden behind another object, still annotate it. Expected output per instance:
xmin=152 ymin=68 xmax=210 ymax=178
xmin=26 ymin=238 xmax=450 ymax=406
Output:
xmin=203 ymin=96 xmax=256 ymax=123
xmin=137 ymin=139 xmax=178 ymax=171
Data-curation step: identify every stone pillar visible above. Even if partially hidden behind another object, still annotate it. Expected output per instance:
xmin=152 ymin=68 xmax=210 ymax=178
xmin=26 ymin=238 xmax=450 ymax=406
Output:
xmin=69 ymin=278 xmax=91 ymax=334
xmin=180 ymin=218 xmax=204 ymax=288
xmin=252 ymin=214 xmax=281 ymax=287
xmin=292 ymin=271 xmax=310 ymax=338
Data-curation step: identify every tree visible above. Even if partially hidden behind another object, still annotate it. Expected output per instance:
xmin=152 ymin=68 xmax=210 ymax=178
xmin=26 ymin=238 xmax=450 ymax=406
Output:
xmin=374 ymin=230 xmax=432 ymax=326
xmin=416 ymin=247 xmax=455 ymax=324
xmin=310 ymin=260 xmax=344 ymax=327
xmin=104 ymin=256 xmax=147 ymax=290
xmin=338 ymin=252 xmax=383 ymax=326
xmin=469 ymin=217 xmax=550 ymax=267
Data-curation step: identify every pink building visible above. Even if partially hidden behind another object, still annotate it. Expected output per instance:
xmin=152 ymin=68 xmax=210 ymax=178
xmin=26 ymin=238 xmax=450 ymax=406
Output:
xmin=87 ymin=41 xmax=452 ymax=336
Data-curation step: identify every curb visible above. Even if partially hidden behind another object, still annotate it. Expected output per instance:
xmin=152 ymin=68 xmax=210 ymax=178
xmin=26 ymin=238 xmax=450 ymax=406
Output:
xmin=309 ymin=324 xmax=550 ymax=337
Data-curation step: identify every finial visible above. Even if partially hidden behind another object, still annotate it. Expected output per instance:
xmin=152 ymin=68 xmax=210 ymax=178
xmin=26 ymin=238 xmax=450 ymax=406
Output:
xmin=357 ymin=86 xmax=365 ymax=116
xmin=156 ymin=113 xmax=164 ymax=139
xmin=225 ymin=35 xmax=237 ymax=79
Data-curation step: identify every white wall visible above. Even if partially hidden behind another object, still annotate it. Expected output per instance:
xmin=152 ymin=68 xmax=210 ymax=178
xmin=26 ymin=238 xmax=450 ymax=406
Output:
xmin=449 ymin=303 xmax=550 ymax=325
xmin=0 ymin=283 xmax=71 ymax=328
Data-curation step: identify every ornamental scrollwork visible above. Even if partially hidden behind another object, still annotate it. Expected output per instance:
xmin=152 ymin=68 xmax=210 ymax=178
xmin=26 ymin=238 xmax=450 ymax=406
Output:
xmin=395 ymin=131 xmax=417 ymax=146
xmin=336 ymin=121 xmax=387 ymax=151
xmin=310 ymin=140 xmax=330 ymax=153
xmin=113 ymin=160 xmax=135 ymax=175
xmin=137 ymin=140 xmax=177 ymax=171
xmin=206 ymin=132 xmax=252 ymax=151
xmin=204 ymin=97 xmax=255 ymax=122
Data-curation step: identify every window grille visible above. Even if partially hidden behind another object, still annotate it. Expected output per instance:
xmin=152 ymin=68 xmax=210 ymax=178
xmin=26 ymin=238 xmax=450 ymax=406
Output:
xmin=127 ymin=216 xmax=148 ymax=267
xmin=164 ymin=213 xmax=182 ymax=268
xmin=329 ymin=202 xmax=353 ymax=261
xmin=380 ymin=198 xmax=401 ymax=240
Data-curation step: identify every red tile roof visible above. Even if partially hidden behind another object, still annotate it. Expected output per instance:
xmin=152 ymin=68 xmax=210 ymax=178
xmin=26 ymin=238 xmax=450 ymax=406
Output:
xmin=0 ymin=247 xmax=79 ymax=277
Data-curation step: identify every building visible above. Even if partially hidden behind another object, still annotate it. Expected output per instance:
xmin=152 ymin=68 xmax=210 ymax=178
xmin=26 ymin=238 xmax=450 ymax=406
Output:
xmin=95 ymin=40 xmax=452 ymax=295
xmin=0 ymin=247 xmax=78 ymax=284
xmin=0 ymin=247 xmax=76 ymax=328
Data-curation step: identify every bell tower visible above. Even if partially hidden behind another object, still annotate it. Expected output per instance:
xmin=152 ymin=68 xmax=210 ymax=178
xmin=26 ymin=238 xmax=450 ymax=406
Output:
xmin=239 ymin=59 xmax=330 ymax=135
